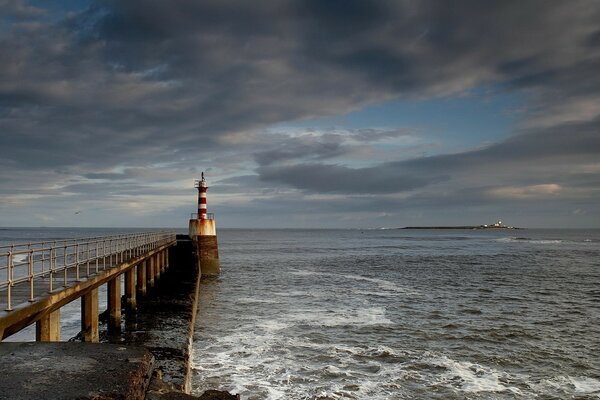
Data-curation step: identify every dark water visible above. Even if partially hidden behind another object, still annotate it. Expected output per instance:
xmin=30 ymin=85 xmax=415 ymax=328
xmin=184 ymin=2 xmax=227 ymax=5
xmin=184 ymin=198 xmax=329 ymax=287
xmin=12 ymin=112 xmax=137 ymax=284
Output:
xmin=1 ymin=228 xmax=598 ymax=398
xmin=191 ymin=229 xmax=600 ymax=399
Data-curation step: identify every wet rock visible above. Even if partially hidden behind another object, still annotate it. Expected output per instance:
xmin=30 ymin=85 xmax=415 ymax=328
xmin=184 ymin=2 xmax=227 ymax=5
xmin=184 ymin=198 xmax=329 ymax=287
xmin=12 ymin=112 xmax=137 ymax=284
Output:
xmin=146 ymin=370 xmax=239 ymax=400
xmin=197 ymin=390 xmax=240 ymax=400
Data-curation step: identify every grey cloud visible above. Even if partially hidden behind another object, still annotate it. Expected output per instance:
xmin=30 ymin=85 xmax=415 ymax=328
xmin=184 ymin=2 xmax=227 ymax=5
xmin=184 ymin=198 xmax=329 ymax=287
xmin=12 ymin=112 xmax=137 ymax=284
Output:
xmin=258 ymin=163 xmax=447 ymax=194
xmin=1 ymin=1 xmax=600 ymax=226
xmin=0 ymin=0 xmax=45 ymax=19
xmin=258 ymin=118 xmax=600 ymax=195
xmin=253 ymin=128 xmax=415 ymax=166
xmin=2 ymin=0 xmax=598 ymax=171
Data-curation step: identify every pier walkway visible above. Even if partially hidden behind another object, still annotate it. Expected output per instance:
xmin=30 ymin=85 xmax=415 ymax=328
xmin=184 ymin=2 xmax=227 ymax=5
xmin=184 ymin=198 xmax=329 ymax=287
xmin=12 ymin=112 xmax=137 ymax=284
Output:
xmin=0 ymin=231 xmax=176 ymax=341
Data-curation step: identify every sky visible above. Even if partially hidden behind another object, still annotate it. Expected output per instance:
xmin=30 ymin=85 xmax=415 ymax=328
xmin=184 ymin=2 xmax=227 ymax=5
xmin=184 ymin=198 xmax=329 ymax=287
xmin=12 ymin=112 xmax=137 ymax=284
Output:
xmin=1 ymin=0 xmax=599 ymax=228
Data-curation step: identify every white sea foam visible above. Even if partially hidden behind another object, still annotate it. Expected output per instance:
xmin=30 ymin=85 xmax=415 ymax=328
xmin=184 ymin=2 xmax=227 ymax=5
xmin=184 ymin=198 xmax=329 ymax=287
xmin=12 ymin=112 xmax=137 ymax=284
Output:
xmin=257 ymin=320 xmax=290 ymax=331
xmin=528 ymin=376 xmax=600 ymax=398
xmin=191 ymin=320 xmax=408 ymax=399
xmin=569 ymin=376 xmax=600 ymax=394
xmin=285 ymin=306 xmax=393 ymax=327
xmin=429 ymin=355 xmax=522 ymax=394
xmin=12 ymin=254 xmax=28 ymax=264
xmin=495 ymin=237 xmax=563 ymax=244
xmin=290 ymin=269 xmax=420 ymax=296
xmin=236 ymin=296 xmax=279 ymax=304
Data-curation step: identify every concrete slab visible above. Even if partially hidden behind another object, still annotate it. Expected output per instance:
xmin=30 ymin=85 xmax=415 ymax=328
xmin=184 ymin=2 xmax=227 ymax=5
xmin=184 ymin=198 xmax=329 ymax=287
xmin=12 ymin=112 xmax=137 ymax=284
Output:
xmin=0 ymin=342 xmax=154 ymax=400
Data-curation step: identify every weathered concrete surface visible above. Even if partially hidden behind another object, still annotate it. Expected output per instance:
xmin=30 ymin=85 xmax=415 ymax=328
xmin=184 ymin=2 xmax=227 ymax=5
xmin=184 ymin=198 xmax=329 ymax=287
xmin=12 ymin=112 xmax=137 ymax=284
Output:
xmin=195 ymin=235 xmax=220 ymax=276
xmin=188 ymin=219 xmax=216 ymax=237
xmin=113 ymin=236 xmax=200 ymax=392
xmin=0 ymin=342 xmax=154 ymax=400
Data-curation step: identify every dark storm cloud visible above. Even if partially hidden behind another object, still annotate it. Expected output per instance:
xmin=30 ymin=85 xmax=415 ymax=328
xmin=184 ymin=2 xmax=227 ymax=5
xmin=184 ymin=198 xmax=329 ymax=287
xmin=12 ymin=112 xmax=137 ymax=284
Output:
xmin=2 ymin=0 xmax=599 ymax=169
xmin=1 ymin=0 xmax=600 ymax=226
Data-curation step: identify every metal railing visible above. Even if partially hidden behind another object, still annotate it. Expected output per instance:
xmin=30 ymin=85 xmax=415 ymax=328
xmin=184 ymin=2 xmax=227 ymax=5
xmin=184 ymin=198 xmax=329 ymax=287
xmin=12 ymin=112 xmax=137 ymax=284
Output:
xmin=190 ymin=213 xmax=215 ymax=220
xmin=0 ymin=231 xmax=176 ymax=311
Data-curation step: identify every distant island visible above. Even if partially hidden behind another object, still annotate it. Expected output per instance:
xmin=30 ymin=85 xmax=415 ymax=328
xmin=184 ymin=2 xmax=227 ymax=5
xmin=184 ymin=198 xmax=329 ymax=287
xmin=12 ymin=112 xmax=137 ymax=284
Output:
xmin=401 ymin=220 xmax=521 ymax=230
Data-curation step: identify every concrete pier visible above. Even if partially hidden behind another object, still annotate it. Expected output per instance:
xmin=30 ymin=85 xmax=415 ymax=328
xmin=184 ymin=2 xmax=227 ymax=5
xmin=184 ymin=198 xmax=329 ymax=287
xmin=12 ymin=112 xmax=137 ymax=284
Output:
xmin=0 ymin=232 xmax=237 ymax=399
xmin=118 ymin=236 xmax=200 ymax=391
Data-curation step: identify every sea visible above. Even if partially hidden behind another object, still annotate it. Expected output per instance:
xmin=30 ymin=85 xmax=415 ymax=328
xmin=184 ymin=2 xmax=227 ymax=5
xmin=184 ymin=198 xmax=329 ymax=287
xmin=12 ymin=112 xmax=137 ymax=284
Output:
xmin=1 ymin=228 xmax=599 ymax=399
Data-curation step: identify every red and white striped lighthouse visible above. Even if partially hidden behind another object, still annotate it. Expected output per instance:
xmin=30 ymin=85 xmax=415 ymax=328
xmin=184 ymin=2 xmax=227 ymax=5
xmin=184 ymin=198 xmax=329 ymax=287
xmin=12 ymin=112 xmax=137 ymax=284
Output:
xmin=197 ymin=172 xmax=208 ymax=220
xmin=189 ymin=171 xmax=220 ymax=275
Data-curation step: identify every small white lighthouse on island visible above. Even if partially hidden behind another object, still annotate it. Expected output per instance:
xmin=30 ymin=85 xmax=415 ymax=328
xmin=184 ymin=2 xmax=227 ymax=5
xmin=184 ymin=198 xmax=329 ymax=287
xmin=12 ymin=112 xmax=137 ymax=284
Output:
xmin=188 ymin=172 xmax=220 ymax=275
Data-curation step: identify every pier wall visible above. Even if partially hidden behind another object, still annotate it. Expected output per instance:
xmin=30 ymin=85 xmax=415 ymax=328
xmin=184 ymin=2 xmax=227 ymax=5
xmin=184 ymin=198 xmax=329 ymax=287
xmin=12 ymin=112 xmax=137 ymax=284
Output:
xmin=117 ymin=235 xmax=201 ymax=392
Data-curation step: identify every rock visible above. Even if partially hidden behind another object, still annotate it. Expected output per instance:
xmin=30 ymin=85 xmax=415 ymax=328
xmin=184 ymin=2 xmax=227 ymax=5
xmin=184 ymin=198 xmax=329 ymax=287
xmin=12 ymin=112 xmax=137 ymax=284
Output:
xmin=146 ymin=370 xmax=239 ymax=400
xmin=198 ymin=390 xmax=240 ymax=400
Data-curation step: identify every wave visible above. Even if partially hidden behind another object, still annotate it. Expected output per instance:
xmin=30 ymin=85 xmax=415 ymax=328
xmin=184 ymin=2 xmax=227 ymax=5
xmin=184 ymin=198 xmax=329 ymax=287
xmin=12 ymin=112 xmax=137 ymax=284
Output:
xmin=568 ymin=376 xmax=600 ymax=394
xmin=289 ymin=269 xmax=420 ymax=295
xmin=495 ymin=237 xmax=564 ymax=244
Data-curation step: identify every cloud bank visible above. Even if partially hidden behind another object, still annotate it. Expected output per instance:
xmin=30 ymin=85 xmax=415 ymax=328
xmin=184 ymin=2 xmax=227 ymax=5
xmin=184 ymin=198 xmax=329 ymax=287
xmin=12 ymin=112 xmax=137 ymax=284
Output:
xmin=1 ymin=0 xmax=599 ymax=227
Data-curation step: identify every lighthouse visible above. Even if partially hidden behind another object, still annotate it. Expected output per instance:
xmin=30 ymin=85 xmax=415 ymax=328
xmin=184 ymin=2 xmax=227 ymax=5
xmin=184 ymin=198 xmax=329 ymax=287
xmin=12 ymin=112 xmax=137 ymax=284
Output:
xmin=198 ymin=172 xmax=208 ymax=219
xmin=188 ymin=172 xmax=220 ymax=275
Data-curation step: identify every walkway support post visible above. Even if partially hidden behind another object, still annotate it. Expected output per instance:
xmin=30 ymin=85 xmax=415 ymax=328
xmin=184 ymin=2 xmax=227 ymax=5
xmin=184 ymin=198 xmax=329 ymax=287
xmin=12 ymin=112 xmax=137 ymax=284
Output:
xmin=137 ymin=261 xmax=147 ymax=296
xmin=154 ymin=253 xmax=161 ymax=281
xmin=108 ymin=275 xmax=121 ymax=332
xmin=147 ymin=257 xmax=155 ymax=288
xmin=81 ymin=288 xmax=99 ymax=342
xmin=125 ymin=268 xmax=136 ymax=310
xmin=35 ymin=309 xmax=60 ymax=342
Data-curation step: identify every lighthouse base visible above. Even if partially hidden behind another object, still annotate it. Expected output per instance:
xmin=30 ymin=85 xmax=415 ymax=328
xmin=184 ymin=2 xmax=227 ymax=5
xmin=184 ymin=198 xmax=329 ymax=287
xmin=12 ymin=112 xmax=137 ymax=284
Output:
xmin=188 ymin=218 xmax=216 ymax=237
xmin=189 ymin=219 xmax=220 ymax=276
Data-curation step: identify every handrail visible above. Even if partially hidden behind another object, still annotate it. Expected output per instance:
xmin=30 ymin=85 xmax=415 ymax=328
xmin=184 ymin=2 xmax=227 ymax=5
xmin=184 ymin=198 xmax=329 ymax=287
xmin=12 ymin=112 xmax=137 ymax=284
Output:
xmin=0 ymin=231 xmax=176 ymax=311
xmin=0 ymin=230 xmax=174 ymax=250
xmin=190 ymin=213 xmax=215 ymax=220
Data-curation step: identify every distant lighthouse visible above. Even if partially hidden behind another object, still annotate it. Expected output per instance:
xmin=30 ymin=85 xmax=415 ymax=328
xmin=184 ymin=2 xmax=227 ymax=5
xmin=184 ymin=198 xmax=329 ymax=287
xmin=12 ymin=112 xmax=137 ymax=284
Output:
xmin=188 ymin=172 xmax=220 ymax=276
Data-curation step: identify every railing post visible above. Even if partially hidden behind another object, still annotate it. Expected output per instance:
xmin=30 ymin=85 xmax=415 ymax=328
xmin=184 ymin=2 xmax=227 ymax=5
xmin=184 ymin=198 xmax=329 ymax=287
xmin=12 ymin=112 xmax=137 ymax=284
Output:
xmin=29 ymin=250 xmax=35 ymax=301
xmin=63 ymin=246 xmax=67 ymax=288
xmin=75 ymin=244 xmax=80 ymax=281
xmin=48 ymin=249 xmax=54 ymax=293
xmin=5 ymin=252 xmax=12 ymax=311
xmin=81 ymin=288 xmax=99 ymax=342
xmin=95 ymin=241 xmax=99 ymax=273
xmin=86 ymin=242 xmax=90 ymax=276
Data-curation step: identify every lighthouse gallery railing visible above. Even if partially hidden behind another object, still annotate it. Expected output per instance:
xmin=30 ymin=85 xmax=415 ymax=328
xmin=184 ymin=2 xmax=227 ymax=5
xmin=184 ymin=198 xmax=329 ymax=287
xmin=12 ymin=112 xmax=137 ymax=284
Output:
xmin=0 ymin=231 xmax=176 ymax=311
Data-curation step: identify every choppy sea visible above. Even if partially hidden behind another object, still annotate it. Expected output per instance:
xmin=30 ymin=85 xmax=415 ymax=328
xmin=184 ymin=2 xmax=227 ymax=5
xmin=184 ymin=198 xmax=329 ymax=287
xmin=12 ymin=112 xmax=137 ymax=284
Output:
xmin=1 ymin=228 xmax=599 ymax=399
xmin=191 ymin=229 xmax=600 ymax=399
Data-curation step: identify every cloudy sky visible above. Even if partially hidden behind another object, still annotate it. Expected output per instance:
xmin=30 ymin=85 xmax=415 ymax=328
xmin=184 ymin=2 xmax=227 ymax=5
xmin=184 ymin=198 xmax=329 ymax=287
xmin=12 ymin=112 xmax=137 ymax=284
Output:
xmin=1 ymin=0 xmax=599 ymax=228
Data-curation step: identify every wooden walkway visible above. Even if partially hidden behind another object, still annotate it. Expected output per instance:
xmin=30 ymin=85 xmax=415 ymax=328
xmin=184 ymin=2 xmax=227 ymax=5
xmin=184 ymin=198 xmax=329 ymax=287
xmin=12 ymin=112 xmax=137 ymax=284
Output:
xmin=0 ymin=232 xmax=176 ymax=340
